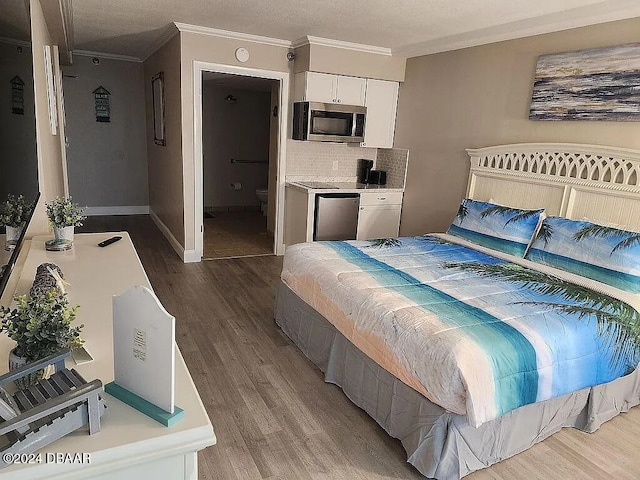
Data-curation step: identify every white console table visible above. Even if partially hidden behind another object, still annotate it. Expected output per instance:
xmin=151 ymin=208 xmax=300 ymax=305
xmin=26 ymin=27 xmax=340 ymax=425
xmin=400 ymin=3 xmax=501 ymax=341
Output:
xmin=0 ymin=233 xmax=216 ymax=479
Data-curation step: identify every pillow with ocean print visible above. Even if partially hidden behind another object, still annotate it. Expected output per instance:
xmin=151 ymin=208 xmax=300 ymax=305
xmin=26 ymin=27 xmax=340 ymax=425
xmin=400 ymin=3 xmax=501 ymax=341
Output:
xmin=447 ymin=199 xmax=544 ymax=257
xmin=526 ymin=216 xmax=640 ymax=293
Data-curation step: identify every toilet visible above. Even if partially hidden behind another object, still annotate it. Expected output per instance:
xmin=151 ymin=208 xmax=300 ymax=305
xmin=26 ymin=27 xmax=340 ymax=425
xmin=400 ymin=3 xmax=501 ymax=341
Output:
xmin=256 ymin=188 xmax=268 ymax=216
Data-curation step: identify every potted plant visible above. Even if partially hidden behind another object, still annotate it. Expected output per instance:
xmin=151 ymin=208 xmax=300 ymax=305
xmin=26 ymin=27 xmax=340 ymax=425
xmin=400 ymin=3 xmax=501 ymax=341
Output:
xmin=0 ymin=194 xmax=34 ymax=251
xmin=45 ymin=196 xmax=87 ymax=243
xmin=0 ymin=290 xmax=83 ymax=387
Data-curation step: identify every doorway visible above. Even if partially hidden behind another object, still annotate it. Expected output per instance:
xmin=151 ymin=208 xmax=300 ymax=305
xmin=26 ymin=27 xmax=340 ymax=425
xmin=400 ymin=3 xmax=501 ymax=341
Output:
xmin=193 ymin=62 xmax=289 ymax=260
xmin=201 ymin=73 xmax=277 ymax=259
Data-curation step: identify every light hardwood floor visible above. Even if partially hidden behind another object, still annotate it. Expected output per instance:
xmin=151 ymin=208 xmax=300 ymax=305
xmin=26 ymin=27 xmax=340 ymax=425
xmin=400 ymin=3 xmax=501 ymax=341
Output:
xmin=79 ymin=216 xmax=640 ymax=480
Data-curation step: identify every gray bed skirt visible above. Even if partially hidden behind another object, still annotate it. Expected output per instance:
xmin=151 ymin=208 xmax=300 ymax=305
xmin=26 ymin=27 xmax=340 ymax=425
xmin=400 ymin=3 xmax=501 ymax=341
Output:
xmin=274 ymin=281 xmax=640 ymax=479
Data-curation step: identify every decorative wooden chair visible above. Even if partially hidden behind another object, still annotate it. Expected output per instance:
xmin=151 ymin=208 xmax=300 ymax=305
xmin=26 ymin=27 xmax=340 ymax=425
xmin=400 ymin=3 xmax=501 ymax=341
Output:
xmin=0 ymin=349 xmax=105 ymax=467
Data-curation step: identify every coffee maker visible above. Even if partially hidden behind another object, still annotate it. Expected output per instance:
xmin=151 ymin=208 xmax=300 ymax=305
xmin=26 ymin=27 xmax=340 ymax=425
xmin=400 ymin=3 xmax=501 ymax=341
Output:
xmin=357 ymin=159 xmax=374 ymax=184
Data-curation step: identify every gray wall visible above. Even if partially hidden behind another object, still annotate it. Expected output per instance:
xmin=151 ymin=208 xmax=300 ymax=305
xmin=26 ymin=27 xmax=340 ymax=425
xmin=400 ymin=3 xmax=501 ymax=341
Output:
xmin=63 ymin=55 xmax=148 ymax=209
xmin=394 ymin=16 xmax=640 ymax=236
xmin=202 ymin=83 xmax=270 ymax=208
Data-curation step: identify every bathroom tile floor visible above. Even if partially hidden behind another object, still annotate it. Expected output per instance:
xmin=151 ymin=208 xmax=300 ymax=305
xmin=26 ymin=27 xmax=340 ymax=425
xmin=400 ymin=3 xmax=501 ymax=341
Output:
xmin=203 ymin=210 xmax=273 ymax=260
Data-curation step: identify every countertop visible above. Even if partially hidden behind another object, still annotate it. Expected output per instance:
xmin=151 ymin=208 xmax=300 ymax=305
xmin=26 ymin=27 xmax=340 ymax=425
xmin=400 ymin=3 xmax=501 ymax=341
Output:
xmin=286 ymin=181 xmax=404 ymax=194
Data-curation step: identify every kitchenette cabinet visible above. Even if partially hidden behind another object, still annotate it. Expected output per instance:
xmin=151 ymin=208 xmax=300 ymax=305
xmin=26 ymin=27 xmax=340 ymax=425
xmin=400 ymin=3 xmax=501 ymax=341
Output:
xmin=356 ymin=191 xmax=403 ymax=240
xmin=361 ymin=79 xmax=399 ymax=149
xmin=293 ymin=72 xmax=366 ymax=106
xmin=293 ymin=72 xmax=400 ymax=149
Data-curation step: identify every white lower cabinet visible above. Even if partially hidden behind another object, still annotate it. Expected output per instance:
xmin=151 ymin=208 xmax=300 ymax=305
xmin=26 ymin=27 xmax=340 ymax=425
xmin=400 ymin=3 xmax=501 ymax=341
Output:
xmin=284 ymin=186 xmax=404 ymax=246
xmin=356 ymin=192 xmax=403 ymax=240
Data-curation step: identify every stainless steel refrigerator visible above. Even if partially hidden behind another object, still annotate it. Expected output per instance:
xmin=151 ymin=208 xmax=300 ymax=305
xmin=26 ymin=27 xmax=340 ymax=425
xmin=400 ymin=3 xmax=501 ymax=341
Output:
xmin=314 ymin=193 xmax=360 ymax=241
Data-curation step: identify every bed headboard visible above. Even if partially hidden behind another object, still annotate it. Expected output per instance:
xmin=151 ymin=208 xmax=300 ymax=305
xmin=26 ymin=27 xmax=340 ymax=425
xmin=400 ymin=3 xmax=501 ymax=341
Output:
xmin=466 ymin=143 xmax=640 ymax=230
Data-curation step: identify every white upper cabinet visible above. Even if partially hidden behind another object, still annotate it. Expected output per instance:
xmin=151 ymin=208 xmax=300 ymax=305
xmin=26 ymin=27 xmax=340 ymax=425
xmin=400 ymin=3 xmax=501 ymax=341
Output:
xmin=334 ymin=75 xmax=367 ymax=105
xmin=300 ymin=72 xmax=336 ymax=103
xmin=294 ymin=72 xmax=366 ymax=106
xmin=361 ymin=79 xmax=399 ymax=149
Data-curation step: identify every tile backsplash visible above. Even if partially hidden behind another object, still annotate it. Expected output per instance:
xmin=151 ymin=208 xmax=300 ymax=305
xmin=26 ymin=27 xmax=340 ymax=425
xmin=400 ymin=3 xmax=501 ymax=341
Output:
xmin=286 ymin=140 xmax=409 ymax=188
xmin=376 ymin=148 xmax=409 ymax=189
xmin=286 ymin=140 xmax=375 ymax=182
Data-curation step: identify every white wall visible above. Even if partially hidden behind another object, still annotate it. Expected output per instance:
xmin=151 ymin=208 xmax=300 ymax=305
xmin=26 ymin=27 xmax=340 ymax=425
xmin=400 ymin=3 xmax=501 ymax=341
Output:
xmin=202 ymin=83 xmax=270 ymax=208
xmin=64 ymin=55 xmax=148 ymax=211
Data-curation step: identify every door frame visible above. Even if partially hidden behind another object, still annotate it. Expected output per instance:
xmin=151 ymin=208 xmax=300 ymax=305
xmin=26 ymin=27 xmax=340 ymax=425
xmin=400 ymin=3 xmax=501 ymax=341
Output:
xmin=193 ymin=61 xmax=289 ymax=258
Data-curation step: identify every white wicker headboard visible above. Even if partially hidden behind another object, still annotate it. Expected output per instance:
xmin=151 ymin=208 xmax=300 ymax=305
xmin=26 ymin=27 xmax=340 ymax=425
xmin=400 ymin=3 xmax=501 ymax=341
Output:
xmin=466 ymin=143 xmax=640 ymax=230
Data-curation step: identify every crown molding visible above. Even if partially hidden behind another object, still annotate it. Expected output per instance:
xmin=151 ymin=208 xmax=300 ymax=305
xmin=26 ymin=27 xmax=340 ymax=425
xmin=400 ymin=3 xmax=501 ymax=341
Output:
xmin=394 ymin=0 xmax=640 ymax=58
xmin=141 ymin=23 xmax=179 ymax=61
xmin=293 ymin=35 xmax=392 ymax=56
xmin=174 ymin=22 xmax=291 ymax=47
xmin=74 ymin=50 xmax=142 ymax=63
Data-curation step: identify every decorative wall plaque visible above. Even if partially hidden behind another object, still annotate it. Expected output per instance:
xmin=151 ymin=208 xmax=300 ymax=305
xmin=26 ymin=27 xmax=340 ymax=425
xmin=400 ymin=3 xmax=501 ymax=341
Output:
xmin=152 ymin=72 xmax=165 ymax=146
xmin=10 ymin=76 xmax=24 ymax=115
xmin=93 ymin=86 xmax=111 ymax=122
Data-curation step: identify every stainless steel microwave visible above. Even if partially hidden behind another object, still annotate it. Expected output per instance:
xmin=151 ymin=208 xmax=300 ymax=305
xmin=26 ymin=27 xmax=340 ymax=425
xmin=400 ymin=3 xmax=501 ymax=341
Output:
xmin=292 ymin=101 xmax=366 ymax=143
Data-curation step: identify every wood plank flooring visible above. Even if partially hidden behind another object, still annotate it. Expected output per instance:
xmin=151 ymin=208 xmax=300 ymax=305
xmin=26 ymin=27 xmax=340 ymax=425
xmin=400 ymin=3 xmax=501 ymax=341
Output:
xmin=79 ymin=215 xmax=640 ymax=480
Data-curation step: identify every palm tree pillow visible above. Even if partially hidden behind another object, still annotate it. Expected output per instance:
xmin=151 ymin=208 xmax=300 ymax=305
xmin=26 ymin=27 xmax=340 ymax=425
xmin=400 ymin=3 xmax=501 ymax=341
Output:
xmin=447 ymin=199 xmax=544 ymax=257
xmin=526 ymin=216 xmax=640 ymax=293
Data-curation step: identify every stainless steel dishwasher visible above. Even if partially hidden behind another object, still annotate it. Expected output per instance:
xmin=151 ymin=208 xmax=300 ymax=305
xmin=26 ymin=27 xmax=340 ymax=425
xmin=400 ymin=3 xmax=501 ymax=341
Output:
xmin=314 ymin=193 xmax=360 ymax=241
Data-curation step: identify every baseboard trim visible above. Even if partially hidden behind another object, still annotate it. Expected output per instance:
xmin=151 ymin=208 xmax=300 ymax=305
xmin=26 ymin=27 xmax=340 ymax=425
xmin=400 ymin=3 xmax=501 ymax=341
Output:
xmin=149 ymin=208 xmax=200 ymax=263
xmin=85 ymin=206 xmax=150 ymax=216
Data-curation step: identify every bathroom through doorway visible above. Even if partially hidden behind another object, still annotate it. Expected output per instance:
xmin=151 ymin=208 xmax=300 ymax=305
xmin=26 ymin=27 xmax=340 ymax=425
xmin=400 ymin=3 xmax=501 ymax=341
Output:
xmin=200 ymin=71 xmax=280 ymax=259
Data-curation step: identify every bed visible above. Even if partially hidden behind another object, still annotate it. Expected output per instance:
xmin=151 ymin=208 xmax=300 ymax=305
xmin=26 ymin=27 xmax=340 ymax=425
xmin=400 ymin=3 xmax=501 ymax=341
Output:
xmin=275 ymin=143 xmax=640 ymax=479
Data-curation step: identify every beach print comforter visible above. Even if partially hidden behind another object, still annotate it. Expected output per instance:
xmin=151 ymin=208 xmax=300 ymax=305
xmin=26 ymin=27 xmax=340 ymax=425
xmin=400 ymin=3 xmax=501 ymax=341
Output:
xmin=280 ymin=235 xmax=640 ymax=427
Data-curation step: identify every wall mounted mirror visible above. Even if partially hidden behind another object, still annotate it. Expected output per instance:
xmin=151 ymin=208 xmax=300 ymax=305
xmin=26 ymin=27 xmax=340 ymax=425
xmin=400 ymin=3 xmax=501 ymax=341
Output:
xmin=0 ymin=0 xmax=40 ymax=301
xmin=0 ymin=1 xmax=39 ymax=204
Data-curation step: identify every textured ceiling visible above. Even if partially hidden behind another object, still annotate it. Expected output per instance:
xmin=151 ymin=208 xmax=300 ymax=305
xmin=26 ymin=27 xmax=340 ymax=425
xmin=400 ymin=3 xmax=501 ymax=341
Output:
xmin=69 ymin=0 xmax=640 ymax=59
xmin=2 ymin=0 xmax=640 ymax=59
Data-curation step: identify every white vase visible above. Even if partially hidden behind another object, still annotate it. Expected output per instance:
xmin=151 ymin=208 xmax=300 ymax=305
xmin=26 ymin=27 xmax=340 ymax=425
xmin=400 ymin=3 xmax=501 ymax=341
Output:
xmin=4 ymin=225 xmax=22 ymax=251
xmin=53 ymin=225 xmax=74 ymax=242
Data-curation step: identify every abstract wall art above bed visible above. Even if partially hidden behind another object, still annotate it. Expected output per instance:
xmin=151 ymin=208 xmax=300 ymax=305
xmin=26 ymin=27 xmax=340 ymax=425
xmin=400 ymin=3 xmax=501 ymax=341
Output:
xmin=447 ymin=199 xmax=543 ymax=257
xmin=527 ymin=216 xmax=640 ymax=293
xmin=529 ymin=43 xmax=640 ymax=121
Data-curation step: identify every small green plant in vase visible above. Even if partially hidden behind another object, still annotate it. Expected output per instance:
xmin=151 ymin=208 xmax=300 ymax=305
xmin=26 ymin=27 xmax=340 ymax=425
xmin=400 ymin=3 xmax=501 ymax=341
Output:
xmin=0 ymin=290 xmax=84 ymax=387
xmin=0 ymin=194 xmax=34 ymax=251
xmin=45 ymin=196 xmax=87 ymax=243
